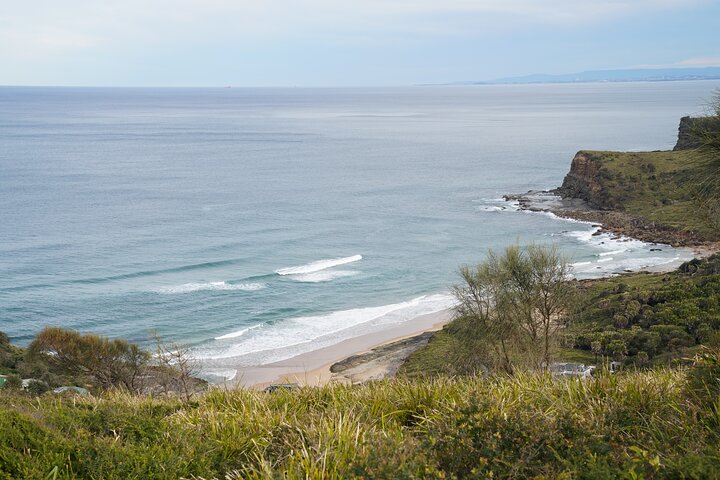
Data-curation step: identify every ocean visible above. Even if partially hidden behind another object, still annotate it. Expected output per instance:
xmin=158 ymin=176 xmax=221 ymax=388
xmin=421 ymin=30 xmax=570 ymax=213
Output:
xmin=2 ymin=81 xmax=719 ymax=380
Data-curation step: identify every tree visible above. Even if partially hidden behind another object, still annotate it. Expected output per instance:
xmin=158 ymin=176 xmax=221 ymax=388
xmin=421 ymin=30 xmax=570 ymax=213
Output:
xmin=26 ymin=327 xmax=150 ymax=392
xmin=453 ymin=244 xmax=575 ymax=374
xmin=0 ymin=331 xmax=23 ymax=370
xmin=153 ymin=333 xmax=200 ymax=401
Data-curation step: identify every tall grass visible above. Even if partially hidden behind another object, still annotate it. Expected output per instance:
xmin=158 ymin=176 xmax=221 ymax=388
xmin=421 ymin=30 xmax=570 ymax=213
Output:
xmin=1 ymin=367 xmax=719 ymax=479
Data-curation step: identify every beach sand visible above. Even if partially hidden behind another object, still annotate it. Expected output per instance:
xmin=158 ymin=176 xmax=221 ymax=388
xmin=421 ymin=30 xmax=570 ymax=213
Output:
xmin=229 ymin=309 xmax=452 ymax=389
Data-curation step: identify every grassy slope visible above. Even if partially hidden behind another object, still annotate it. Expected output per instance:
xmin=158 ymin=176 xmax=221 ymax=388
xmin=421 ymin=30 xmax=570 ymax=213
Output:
xmin=1 ymin=369 xmax=719 ymax=479
xmin=584 ymin=149 xmax=718 ymax=239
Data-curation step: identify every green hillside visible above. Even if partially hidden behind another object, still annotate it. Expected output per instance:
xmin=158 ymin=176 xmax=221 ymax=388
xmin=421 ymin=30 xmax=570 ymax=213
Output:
xmin=2 ymin=365 xmax=720 ymax=479
xmin=580 ymin=149 xmax=719 ymax=240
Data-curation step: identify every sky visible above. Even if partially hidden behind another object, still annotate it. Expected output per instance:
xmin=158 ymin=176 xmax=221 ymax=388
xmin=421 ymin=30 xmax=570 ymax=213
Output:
xmin=1 ymin=0 xmax=720 ymax=87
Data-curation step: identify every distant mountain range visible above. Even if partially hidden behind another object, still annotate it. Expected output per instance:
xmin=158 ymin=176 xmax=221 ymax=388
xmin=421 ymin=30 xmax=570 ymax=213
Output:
xmin=466 ymin=67 xmax=720 ymax=85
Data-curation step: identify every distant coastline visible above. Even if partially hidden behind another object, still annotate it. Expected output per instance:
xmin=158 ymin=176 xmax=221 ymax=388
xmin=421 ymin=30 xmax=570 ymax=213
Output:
xmin=427 ymin=66 xmax=720 ymax=86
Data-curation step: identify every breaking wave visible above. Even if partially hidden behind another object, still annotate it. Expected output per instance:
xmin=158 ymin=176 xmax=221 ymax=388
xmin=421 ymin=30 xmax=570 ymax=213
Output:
xmin=275 ymin=255 xmax=362 ymax=276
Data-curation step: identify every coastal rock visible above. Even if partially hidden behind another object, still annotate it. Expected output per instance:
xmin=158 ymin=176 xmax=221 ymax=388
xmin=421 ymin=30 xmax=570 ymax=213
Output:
xmin=506 ymin=191 xmax=707 ymax=247
xmin=329 ymin=332 xmax=434 ymax=384
xmin=674 ymin=116 xmax=708 ymax=150
xmin=555 ymin=151 xmax=616 ymax=210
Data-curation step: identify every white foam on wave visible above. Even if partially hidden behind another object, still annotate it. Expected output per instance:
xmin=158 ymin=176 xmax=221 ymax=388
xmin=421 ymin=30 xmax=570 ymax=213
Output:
xmin=598 ymin=249 xmax=627 ymax=257
xmin=275 ymin=255 xmax=362 ymax=276
xmin=154 ymin=281 xmax=266 ymax=294
xmin=215 ymin=323 xmax=264 ymax=340
xmin=475 ymin=197 xmax=520 ymax=213
xmin=572 ymin=255 xmax=682 ymax=276
xmin=288 ymin=270 xmax=358 ymax=283
xmin=475 ymin=194 xmax=694 ymax=279
xmin=195 ymin=293 xmax=457 ymax=364
xmin=201 ymin=369 xmax=237 ymax=381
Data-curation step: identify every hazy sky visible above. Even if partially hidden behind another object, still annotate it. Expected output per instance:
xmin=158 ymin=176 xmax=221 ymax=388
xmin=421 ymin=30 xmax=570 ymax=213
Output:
xmin=2 ymin=0 xmax=719 ymax=86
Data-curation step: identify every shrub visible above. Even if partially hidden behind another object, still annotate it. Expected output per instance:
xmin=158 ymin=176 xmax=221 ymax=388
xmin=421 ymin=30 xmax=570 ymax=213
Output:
xmin=3 ymin=374 xmax=22 ymax=390
xmin=27 ymin=327 xmax=151 ymax=392
xmin=686 ymin=346 xmax=720 ymax=410
xmin=26 ymin=380 xmax=51 ymax=396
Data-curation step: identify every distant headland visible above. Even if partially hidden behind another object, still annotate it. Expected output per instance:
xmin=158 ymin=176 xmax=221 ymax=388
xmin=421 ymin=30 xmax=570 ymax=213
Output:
xmin=441 ymin=66 xmax=720 ymax=85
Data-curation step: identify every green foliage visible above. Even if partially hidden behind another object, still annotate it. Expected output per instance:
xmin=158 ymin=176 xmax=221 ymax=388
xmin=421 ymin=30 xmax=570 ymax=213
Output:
xmin=27 ymin=327 xmax=151 ymax=392
xmin=452 ymin=244 xmax=574 ymax=374
xmin=25 ymin=379 xmax=51 ymax=396
xmin=569 ymin=255 xmax=720 ymax=366
xmin=583 ymin=148 xmax=719 ymax=239
xmin=407 ymin=255 xmax=720 ymax=376
xmin=0 ymin=370 xmax=719 ymax=479
xmin=686 ymin=346 xmax=720 ymax=411
xmin=690 ymin=90 xmax=720 ymax=230
xmin=3 ymin=374 xmax=22 ymax=390
xmin=0 ymin=331 xmax=24 ymax=374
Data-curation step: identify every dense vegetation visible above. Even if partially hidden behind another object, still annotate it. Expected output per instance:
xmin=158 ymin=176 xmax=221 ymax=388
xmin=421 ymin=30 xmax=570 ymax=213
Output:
xmin=0 ymin=327 xmax=204 ymax=398
xmin=1 ymin=359 xmax=720 ymax=479
xmin=568 ymin=254 xmax=720 ymax=366
xmin=403 ymin=254 xmax=720 ymax=377
xmin=692 ymin=89 xmax=720 ymax=230
xmin=579 ymin=148 xmax=718 ymax=239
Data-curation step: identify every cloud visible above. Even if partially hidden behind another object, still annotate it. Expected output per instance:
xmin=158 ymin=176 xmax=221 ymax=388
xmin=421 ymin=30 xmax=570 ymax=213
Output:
xmin=675 ymin=56 xmax=720 ymax=67
xmin=0 ymin=0 xmax=709 ymax=54
xmin=0 ymin=0 xmax=713 ymax=85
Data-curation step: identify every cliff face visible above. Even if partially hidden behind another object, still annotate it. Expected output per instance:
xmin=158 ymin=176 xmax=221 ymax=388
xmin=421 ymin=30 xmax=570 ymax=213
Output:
xmin=556 ymin=151 xmax=612 ymax=209
xmin=674 ymin=116 xmax=704 ymax=150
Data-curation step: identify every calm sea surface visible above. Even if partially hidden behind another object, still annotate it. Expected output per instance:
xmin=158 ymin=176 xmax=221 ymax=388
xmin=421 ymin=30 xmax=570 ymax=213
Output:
xmin=2 ymin=82 xmax=719 ymax=378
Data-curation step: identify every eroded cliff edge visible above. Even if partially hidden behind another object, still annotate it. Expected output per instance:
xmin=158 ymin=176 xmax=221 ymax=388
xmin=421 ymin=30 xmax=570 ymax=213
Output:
xmin=507 ymin=117 xmax=720 ymax=247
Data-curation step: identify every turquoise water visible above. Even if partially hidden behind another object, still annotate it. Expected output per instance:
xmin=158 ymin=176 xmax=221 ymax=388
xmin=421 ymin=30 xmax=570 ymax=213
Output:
xmin=1 ymin=82 xmax=718 ymax=377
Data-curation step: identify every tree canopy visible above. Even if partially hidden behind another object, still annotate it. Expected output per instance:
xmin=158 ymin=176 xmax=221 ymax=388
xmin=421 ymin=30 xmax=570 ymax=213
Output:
xmin=26 ymin=327 xmax=150 ymax=392
xmin=453 ymin=244 xmax=574 ymax=374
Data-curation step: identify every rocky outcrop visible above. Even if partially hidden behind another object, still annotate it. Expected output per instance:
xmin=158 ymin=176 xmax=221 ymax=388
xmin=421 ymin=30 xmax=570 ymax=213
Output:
xmin=674 ymin=115 xmax=720 ymax=150
xmin=554 ymin=151 xmax=615 ymax=210
xmin=506 ymin=191 xmax=707 ymax=247
xmin=674 ymin=116 xmax=704 ymax=150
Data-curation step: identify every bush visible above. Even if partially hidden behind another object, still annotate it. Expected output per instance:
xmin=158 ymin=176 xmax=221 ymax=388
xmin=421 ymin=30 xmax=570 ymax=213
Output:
xmin=0 ymin=370 xmax=718 ymax=478
xmin=3 ymin=374 xmax=22 ymax=390
xmin=686 ymin=346 xmax=720 ymax=410
xmin=27 ymin=327 xmax=151 ymax=392
xmin=26 ymin=380 xmax=51 ymax=396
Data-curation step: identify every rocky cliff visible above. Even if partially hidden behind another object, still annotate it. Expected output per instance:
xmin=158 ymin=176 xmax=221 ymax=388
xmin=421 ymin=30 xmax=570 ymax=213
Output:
xmin=674 ymin=116 xmax=705 ymax=150
xmin=555 ymin=151 xmax=614 ymax=210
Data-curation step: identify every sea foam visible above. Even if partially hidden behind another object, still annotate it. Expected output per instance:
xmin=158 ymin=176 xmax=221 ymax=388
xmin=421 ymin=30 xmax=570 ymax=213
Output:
xmin=287 ymin=270 xmax=359 ymax=283
xmin=275 ymin=255 xmax=362 ymax=276
xmin=195 ymin=293 xmax=457 ymax=364
xmin=154 ymin=281 xmax=266 ymax=294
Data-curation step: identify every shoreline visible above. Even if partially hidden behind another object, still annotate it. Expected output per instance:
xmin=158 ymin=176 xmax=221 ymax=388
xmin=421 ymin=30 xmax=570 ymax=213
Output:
xmin=211 ymin=194 xmax=717 ymax=390
xmin=228 ymin=309 xmax=453 ymax=389
xmin=505 ymin=190 xmax=719 ymax=248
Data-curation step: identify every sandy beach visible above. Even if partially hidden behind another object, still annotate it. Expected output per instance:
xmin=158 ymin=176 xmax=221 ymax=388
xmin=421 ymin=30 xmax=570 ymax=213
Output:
xmin=228 ymin=308 xmax=452 ymax=389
